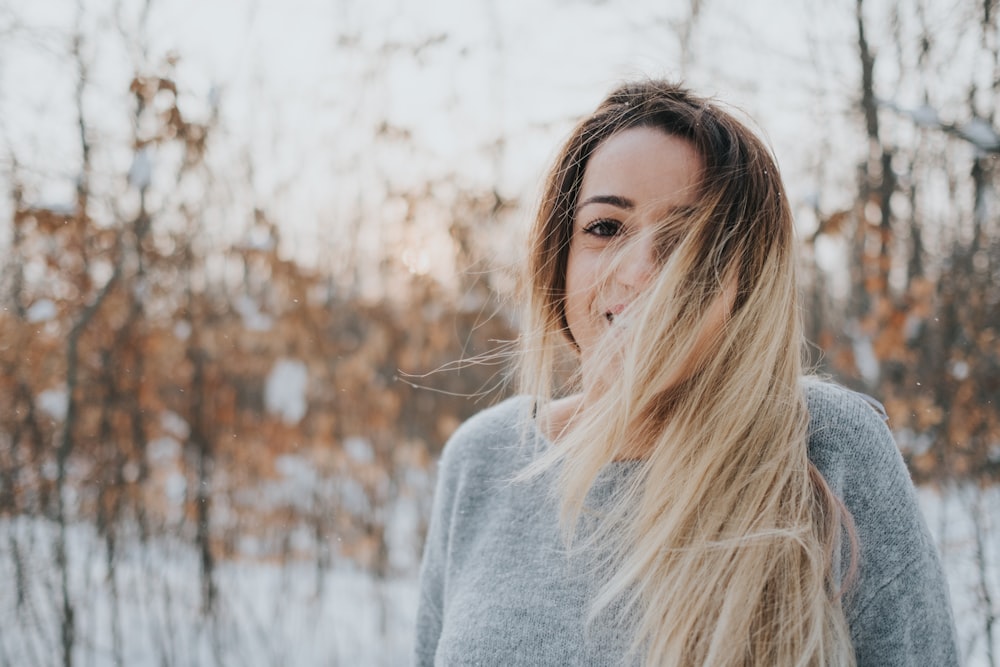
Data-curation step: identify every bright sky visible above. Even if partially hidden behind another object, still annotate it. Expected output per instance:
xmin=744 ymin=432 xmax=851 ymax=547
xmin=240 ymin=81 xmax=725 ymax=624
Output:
xmin=0 ymin=0 xmax=979 ymax=292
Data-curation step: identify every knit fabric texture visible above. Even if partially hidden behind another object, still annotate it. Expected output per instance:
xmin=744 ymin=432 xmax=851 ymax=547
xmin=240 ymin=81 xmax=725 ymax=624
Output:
xmin=414 ymin=380 xmax=960 ymax=666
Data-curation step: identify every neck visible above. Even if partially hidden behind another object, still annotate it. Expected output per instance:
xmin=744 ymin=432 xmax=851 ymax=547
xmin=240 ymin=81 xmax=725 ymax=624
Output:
xmin=538 ymin=393 xmax=650 ymax=461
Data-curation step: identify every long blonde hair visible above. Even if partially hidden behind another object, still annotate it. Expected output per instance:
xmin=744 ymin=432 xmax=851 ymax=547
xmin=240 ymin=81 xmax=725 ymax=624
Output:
xmin=517 ymin=81 xmax=856 ymax=666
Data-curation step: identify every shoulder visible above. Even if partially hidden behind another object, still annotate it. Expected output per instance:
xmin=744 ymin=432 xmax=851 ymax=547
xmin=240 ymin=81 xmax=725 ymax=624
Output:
xmin=802 ymin=378 xmax=913 ymax=520
xmin=802 ymin=378 xmax=889 ymax=445
xmin=436 ymin=395 xmax=534 ymax=481
xmin=801 ymin=380 xmax=922 ymax=597
xmin=802 ymin=379 xmax=900 ymax=486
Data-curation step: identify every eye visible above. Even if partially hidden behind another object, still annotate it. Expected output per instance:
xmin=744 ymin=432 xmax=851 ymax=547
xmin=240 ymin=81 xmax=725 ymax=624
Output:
xmin=582 ymin=219 xmax=623 ymax=238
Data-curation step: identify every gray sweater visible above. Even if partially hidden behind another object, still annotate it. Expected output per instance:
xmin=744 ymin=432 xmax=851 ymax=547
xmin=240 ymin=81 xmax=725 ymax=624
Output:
xmin=415 ymin=381 xmax=959 ymax=666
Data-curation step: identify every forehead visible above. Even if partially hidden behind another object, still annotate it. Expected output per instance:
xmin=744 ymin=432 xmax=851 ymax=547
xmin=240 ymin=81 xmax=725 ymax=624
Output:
xmin=579 ymin=126 xmax=703 ymax=209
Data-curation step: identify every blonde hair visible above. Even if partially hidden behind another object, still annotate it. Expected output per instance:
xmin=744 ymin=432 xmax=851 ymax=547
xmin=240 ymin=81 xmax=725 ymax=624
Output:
xmin=517 ymin=81 xmax=856 ymax=666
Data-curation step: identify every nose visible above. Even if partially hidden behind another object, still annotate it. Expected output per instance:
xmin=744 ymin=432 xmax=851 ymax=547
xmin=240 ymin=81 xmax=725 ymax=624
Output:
xmin=616 ymin=233 xmax=657 ymax=290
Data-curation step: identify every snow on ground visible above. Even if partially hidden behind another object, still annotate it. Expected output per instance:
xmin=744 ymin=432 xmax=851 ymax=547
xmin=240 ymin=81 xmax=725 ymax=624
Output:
xmin=920 ymin=484 xmax=1000 ymax=666
xmin=0 ymin=485 xmax=996 ymax=666
xmin=0 ymin=518 xmax=416 ymax=667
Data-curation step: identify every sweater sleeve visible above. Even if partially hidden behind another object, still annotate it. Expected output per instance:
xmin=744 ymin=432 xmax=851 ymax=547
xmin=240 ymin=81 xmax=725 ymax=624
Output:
xmin=807 ymin=382 xmax=960 ymax=667
xmin=845 ymin=436 xmax=960 ymax=667
xmin=849 ymin=538 xmax=959 ymax=667
xmin=414 ymin=438 xmax=459 ymax=667
xmin=413 ymin=397 xmax=536 ymax=666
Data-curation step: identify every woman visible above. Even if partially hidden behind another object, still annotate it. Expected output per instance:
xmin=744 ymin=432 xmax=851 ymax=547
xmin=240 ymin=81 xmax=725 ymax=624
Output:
xmin=415 ymin=81 xmax=958 ymax=666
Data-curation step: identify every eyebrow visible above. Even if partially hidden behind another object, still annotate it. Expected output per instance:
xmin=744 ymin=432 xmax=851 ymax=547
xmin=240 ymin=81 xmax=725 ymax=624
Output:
xmin=576 ymin=194 xmax=634 ymax=211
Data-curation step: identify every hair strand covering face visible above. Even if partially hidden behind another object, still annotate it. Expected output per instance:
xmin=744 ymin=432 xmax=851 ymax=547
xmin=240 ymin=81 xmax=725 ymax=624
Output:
xmin=516 ymin=80 xmax=858 ymax=667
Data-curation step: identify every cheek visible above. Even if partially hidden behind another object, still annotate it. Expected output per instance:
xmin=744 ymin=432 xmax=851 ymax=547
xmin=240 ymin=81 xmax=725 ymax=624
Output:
xmin=563 ymin=249 xmax=600 ymax=344
xmin=565 ymin=246 xmax=601 ymax=294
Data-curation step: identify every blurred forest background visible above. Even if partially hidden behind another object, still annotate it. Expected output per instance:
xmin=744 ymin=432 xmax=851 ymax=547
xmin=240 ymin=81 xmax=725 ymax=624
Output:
xmin=0 ymin=0 xmax=998 ymax=665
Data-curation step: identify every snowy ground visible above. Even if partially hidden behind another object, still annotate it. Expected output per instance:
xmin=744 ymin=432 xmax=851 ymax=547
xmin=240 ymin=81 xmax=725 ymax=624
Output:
xmin=920 ymin=484 xmax=1000 ymax=666
xmin=1 ymin=485 xmax=996 ymax=666
xmin=0 ymin=518 xmax=417 ymax=667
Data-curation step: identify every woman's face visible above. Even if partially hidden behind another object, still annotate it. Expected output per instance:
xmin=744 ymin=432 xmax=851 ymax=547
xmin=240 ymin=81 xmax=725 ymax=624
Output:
xmin=564 ymin=126 xmax=711 ymax=388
